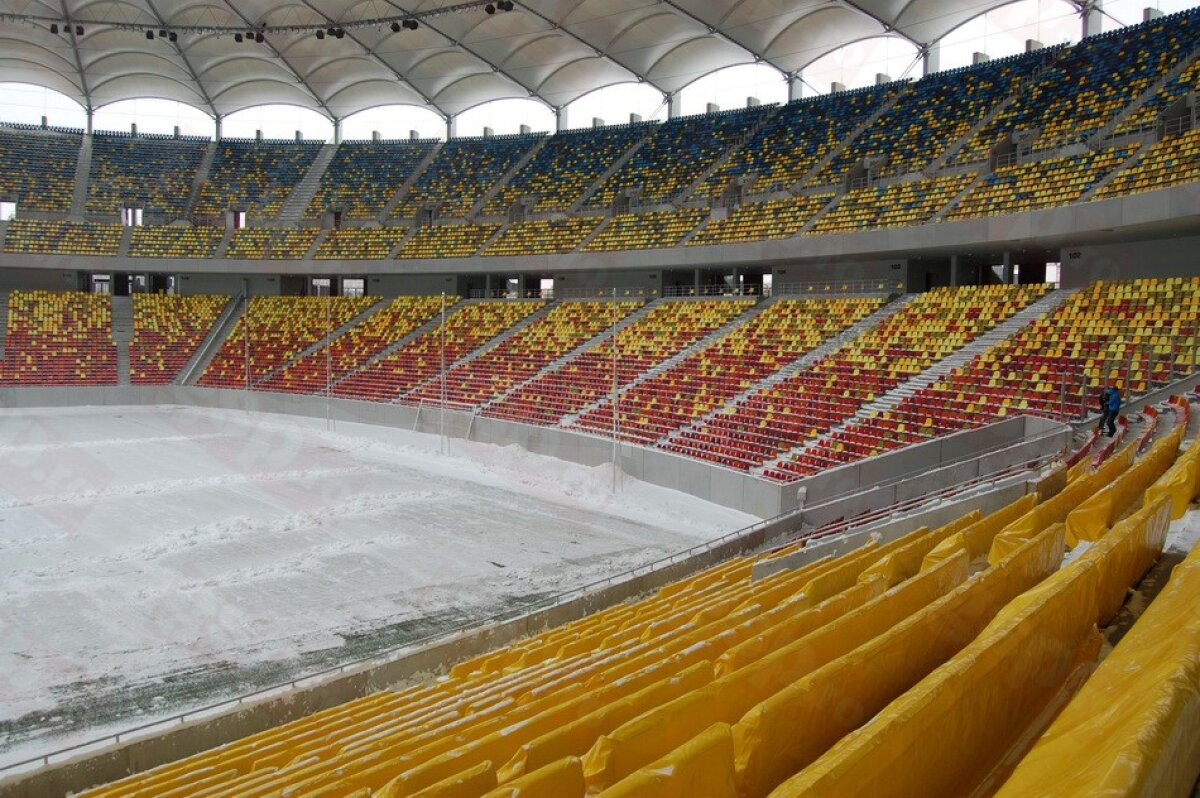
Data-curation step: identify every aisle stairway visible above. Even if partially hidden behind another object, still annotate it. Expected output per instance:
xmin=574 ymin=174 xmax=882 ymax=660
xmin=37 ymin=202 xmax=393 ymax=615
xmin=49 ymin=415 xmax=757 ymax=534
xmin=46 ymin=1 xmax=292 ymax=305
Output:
xmin=277 ymin=142 xmax=338 ymax=225
xmin=110 ymin=294 xmax=133 ymax=385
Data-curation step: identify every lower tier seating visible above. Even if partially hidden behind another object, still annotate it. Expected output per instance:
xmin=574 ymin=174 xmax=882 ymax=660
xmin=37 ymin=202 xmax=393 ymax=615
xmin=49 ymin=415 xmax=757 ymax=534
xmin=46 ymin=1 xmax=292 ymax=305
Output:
xmin=0 ymin=289 xmax=116 ymax=385
xmin=130 ymin=293 xmax=228 ymax=384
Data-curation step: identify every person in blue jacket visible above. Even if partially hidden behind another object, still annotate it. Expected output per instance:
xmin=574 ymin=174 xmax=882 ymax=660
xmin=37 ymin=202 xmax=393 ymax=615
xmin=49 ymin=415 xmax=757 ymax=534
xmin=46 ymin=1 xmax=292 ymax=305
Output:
xmin=1097 ymin=384 xmax=1121 ymax=437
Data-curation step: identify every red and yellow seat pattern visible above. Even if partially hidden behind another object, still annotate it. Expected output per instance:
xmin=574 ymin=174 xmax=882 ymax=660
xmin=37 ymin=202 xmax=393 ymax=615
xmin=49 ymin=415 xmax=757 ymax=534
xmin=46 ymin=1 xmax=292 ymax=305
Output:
xmin=688 ymin=195 xmax=832 ymax=246
xmin=334 ymin=301 xmax=545 ymax=402
xmin=482 ymin=218 xmax=600 ymax=256
xmin=3 ymin=219 xmax=122 ymax=256
xmin=257 ymin=295 xmax=450 ymax=395
xmin=0 ymin=290 xmax=115 ymax=385
xmin=809 ymin=174 xmax=975 ymax=234
xmin=398 ymin=223 xmax=498 ymax=259
xmin=408 ymin=300 xmax=643 ymax=407
xmin=666 ymin=284 xmax=1048 ymax=472
xmin=129 ymin=226 xmax=223 ymax=259
xmin=130 ymin=294 xmax=228 ymax=384
xmin=571 ymin=297 xmax=884 ymax=443
xmin=484 ymin=299 xmax=754 ymax=426
xmin=198 ymin=295 xmax=378 ymax=388
xmin=315 ymin=227 xmax=407 ymax=260
xmin=776 ymin=277 xmax=1200 ymax=480
xmin=582 ymin=210 xmax=705 ymax=252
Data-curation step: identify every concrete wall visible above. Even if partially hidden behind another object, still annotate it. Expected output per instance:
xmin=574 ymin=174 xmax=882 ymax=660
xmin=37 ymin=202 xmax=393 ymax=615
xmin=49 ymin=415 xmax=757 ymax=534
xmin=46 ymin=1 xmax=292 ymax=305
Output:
xmin=1059 ymin=233 xmax=1200 ymax=286
xmin=0 ymin=267 xmax=81 ymax=292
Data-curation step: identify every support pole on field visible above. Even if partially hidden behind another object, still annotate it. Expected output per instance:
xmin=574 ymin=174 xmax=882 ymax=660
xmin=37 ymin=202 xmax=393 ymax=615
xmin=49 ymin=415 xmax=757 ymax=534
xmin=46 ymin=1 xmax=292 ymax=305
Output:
xmin=611 ymin=287 xmax=619 ymax=494
xmin=325 ymin=284 xmax=332 ymax=431
xmin=243 ymin=291 xmax=250 ymax=410
xmin=440 ymin=291 xmax=447 ymax=455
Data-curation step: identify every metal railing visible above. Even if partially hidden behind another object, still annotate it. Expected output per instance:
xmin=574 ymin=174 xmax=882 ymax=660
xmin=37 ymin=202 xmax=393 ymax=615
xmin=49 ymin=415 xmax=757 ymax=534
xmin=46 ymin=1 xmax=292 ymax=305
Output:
xmin=660 ymin=284 xmax=762 ymax=298
xmin=0 ymin=506 xmax=799 ymax=776
xmin=465 ymin=287 xmax=661 ymax=300
xmin=773 ymin=279 xmax=903 ymax=296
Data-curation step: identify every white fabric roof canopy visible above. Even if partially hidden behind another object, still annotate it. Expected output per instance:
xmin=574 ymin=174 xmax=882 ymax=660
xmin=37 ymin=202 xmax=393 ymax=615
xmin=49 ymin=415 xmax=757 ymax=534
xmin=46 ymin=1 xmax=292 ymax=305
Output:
xmin=0 ymin=0 xmax=1084 ymax=120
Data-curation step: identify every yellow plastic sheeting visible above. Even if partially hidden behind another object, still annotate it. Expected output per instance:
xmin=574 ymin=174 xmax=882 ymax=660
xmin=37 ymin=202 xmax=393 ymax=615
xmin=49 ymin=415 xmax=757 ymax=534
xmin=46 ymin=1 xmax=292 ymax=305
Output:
xmin=482 ymin=757 xmax=584 ymax=798
xmin=735 ymin=526 xmax=1063 ymax=798
xmin=994 ymin=544 xmax=1200 ymax=798
xmin=583 ymin=553 xmax=971 ymax=794
xmin=409 ymin=760 xmax=496 ymax=798
xmin=772 ymin=541 xmax=1103 ymax=798
xmin=1146 ymin=450 xmax=1200 ymax=520
xmin=858 ymin=512 xmax=978 ymax=586
xmin=1036 ymin=462 xmax=1068 ymax=501
xmin=713 ymin=578 xmax=886 ymax=677
xmin=800 ymin=527 xmax=929 ymax=602
xmin=1068 ymin=456 xmax=1093 ymax=483
xmin=989 ymin=448 xmax=1136 ymax=565
xmin=1079 ymin=495 xmax=1172 ymax=626
xmin=949 ymin=494 xmax=1037 ymax=563
xmin=594 ymin=723 xmax=738 ymax=798
xmin=1066 ymin=431 xmax=1180 ymax=545
xmin=497 ymin=662 xmax=712 ymax=783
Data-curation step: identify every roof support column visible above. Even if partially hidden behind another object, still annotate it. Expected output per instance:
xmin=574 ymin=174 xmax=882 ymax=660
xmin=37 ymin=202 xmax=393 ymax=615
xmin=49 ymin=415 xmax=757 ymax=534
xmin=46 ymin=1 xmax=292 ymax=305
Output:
xmin=556 ymin=106 xmax=569 ymax=132
xmin=85 ymin=107 xmax=93 ymax=135
xmin=667 ymin=92 xmax=682 ymax=119
xmin=333 ymin=118 xmax=342 ymax=144
xmin=214 ymin=115 xmax=223 ymax=140
xmin=446 ymin=115 xmax=458 ymax=140
xmin=787 ymin=71 xmax=804 ymax=102
xmin=1082 ymin=0 xmax=1104 ymax=37
xmin=922 ymin=42 xmax=941 ymax=76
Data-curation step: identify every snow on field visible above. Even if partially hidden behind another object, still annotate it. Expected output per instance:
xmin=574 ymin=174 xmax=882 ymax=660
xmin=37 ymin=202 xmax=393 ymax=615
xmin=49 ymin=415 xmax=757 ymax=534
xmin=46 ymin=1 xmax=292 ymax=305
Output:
xmin=0 ymin=405 xmax=754 ymax=766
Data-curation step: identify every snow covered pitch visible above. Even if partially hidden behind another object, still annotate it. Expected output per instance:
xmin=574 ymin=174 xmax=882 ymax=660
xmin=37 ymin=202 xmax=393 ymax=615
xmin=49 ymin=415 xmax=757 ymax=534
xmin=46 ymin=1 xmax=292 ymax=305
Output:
xmin=0 ymin=405 xmax=753 ymax=767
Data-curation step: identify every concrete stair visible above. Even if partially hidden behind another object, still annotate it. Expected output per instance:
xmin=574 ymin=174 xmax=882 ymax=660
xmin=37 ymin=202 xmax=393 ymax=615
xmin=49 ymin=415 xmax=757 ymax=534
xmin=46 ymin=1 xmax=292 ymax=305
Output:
xmin=397 ymin=299 xmax=559 ymax=402
xmin=661 ymin=293 xmax=917 ymax=447
xmin=570 ymin=129 xmax=657 ymax=213
xmin=790 ymin=84 xmax=913 ymax=192
xmin=184 ymin=141 xmax=218 ymax=219
xmin=379 ymin=143 xmax=444 ymax=223
xmin=928 ymin=172 xmax=987 ymax=223
xmin=177 ymin=293 xmax=243 ymax=385
xmin=110 ymin=295 xmax=134 ymax=385
xmin=1087 ymin=43 xmax=1200 ymax=147
xmin=117 ymin=225 xmax=133 ymax=256
xmin=468 ymin=135 xmax=549 ymax=219
xmin=758 ymin=288 xmax=1076 ymax=474
xmin=480 ymin=296 xmax=666 ymax=411
xmin=278 ymin=142 xmax=337 ymax=224
xmin=213 ymin=226 xmax=234 ymax=259
xmin=1078 ymin=146 xmax=1149 ymax=201
xmin=69 ymin=134 xmax=92 ymax=219
xmin=251 ymin=296 xmax=389 ymax=387
xmin=673 ymin=105 xmax=781 ymax=206
xmin=562 ymin=295 xmax=773 ymax=427
xmin=329 ymin=297 xmax=462 ymax=389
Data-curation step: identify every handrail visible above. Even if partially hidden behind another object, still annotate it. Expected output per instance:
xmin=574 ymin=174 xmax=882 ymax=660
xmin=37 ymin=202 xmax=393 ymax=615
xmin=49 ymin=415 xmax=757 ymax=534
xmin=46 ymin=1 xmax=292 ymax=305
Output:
xmin=772 ymin=279 xmax=902 ymax=296
xmin=0 ymin=504 xmax=801 ymax=776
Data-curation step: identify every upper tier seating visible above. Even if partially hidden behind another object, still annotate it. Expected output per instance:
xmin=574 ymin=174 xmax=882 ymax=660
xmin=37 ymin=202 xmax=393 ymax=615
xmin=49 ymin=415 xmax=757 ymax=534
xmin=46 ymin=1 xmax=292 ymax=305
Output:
xmin=225 ymin=227 xmax=319 ymax=259
xmin=197 ymin=295 xmax=378 ymax=388
xmin=0 ymin=290 xmax=115 ymax=385
xmin=586 ymin=107 xmax=768 ymax=209
xmin=193 ymin=139 xmax=323 ymax=220
xmin=773 ymin=277 xmax=1200 ymax=480
xmin=397 ymin=223 xmax=498 ymax=258
xmin=482 ymin=217 xmax=600 ymax=256
xmin=945 ymin=147 xmax=1134 ymax=219
xmin=392 ymin=135 xmax=540 ymax=220
xmin=814 ymin=53 xmax=1046 ymax=184
xmin=2 ymin=219 xmax=121 ymax=256
xmin=808 ymin=174 xmax=976 ymax=234
xmin=484 ymin=298 xmax=755 ymax=426
xmin=688 ymin=195 xmax=833 ymax=246
xmin=315 ymin=227 xmax=407 ymax=260
xmin=306 ymin=140 xmax=437 ymax=219
xmin=84 ymin=451 xmax=1191 ymax=798
xmin=571 ymin=296 xmax=885 ymax=443
xmin=701 ymin=86 xmax=896 ymax=198
xmin=953 ymin=9 xmax=1200 ymax=160
xmin=582 ymin=209 xmax=705 ymax=252
xmin=334 ymin=300 xmax=545 ymax=402
xmin=484 ymin=124 xmax=651 ymax=214
xmin=258 ymin=295 xmax=450 ymax=394
xmin=128 ymin=226 xmax=223 ymax=258
xmin=663 ymin=284 xmax=1049 ymax=472
xmin=1097 ymin=127 xmax=1200 ymax=198
xmin=1112 ymin=57 xmax=1200 ymax=135
xmin=407 ymin=300 xmax=644 ymax=407
xmin=0 ymin=127 xmax=80 ymax=212
xmin=86 ymin=134 xmax=207 ymax=218
xmin=129 ymin=293 xmax=228 ymax=384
